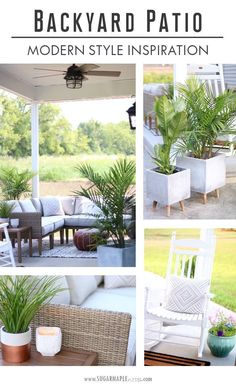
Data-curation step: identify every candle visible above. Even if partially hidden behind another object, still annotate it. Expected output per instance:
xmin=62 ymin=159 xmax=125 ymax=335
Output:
xmin=36 ymin=327 xmax=62 ymax=357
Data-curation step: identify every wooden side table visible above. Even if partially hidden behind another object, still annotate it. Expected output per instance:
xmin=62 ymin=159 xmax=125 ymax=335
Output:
xmin=0 ymin=226 xmax=32 ymax=263
xmin=0 ymin=346 xmax=98 ymax=366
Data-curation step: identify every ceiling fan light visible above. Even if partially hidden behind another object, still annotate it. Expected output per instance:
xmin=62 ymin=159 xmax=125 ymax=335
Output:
xmin=64 ymin=74 xmax=83 ymax=89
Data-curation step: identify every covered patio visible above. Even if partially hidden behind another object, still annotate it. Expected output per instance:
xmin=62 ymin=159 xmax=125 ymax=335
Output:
xmin=0 ymin=63 xmax=135 ymax=197
xmin=0 ymin=64 xmax=135 ymax=267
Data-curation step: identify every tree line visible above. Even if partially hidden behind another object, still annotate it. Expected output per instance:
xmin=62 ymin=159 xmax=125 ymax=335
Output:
xmin=0 ymin=94 xmax=135 ymax=157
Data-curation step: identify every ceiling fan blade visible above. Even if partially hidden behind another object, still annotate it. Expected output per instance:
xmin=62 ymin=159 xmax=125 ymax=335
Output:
xmin=33 ymin=74 xmax=63 ymax=79
xmin=79 ymin=64 xmax=100 ymax=72
xmin=86 ymin=70 xmax=121 ymax=77
xmin=34 ymin=67 xmax=65 ymax=73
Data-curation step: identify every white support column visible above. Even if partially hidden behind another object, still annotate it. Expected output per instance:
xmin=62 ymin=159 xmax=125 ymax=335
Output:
xmin=173 ymin=64 xmax=188 ymax=98
xmin=31 ymin=102 xmax=39 ymax=198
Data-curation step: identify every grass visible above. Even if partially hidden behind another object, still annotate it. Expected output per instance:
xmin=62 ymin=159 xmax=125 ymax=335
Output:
xmin=144 ymin=229 xmax=236 ymax=312
xmin=0 ymin=155 xmax=135 ymax=182
xmin=144 ymin=72 xmax=173 ymax=84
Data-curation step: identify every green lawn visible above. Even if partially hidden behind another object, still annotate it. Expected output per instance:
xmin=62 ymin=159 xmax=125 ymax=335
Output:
xmin=0 ymin=155 xmax=135 ymax=182
xmin=144 ymin=229 xmax=236 ymax=312
xmin=143 ymin=72 xmax=173 ymax=84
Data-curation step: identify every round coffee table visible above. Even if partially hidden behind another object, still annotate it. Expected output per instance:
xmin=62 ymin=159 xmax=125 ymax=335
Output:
xmin=73 ymin=228 xmax=100 ymax=251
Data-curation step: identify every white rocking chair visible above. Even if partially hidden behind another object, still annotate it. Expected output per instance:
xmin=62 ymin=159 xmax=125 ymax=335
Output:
xmin=145 ymin=230 xmax=216 ymax=357
xmin=0 ymin=222 xmax=16 ymax=267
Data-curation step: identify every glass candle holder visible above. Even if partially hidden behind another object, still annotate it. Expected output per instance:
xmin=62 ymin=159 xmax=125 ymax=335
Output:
xmin=36 ymin=327 xmax=62 ymax=357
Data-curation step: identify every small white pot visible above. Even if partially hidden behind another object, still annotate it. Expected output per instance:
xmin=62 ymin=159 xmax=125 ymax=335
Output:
xmin=36 ymin=327 xmax=62 ymax=356
xmin=10 ymin=218 xmax=19 ymax=228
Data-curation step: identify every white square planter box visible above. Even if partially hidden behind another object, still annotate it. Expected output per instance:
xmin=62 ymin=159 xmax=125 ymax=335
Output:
xmin=97 ymin=242 xmax=136 ymax=267
xmin=146 ymin=167 xmax=190 ymax=206
xmin=176 ymin=154 xmax=226 ymax=194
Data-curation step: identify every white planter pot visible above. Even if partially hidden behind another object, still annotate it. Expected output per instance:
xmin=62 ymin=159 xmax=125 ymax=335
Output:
xmin=97 ymin=242 xmax=136 ymax=267
xmin=176 ymin=153 xmax=226 ymax=194
xmin=146 ymin=167 xmax=191 ymax=206
xmin=36 ymin=327 xmax=62 ymax=356
xmin=0 ymin=326 xmax=31 ymax=363
xmin=0 ymin=218 xmax=9 ymax=224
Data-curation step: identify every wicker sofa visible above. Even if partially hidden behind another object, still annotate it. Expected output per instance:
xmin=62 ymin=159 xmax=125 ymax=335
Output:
xmin=9 ymin=196 xmax=132 ymax=255
xmin=32 ymin=275 xmax=136 ymax=366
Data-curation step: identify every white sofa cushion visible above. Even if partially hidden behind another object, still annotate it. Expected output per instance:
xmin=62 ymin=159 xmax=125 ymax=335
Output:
xmin=31 ymin=198 xmax=43 ymax=213
xmin=66 ymin=276 xmax=97 ymax=305
xmin=95 ymin=275 xmax=104 ymax=286
xmin=60 ymin=196 xmax=76 ymax=216
xmin=165 ymin=275 xmax=209 ymax=314
xmin=8 ymin=200 xmax=22 ymax=213
xmin=49 ymin=276 xmax=70 ymax=305
xmin=64 ymin=214 xmax=98 ymax=228
xmin=40 ymin=197 xmax=64 ymax=216
xmin=41 ymin=217 xmax=54 ymax=236
xmin=20 ymin=199 xmax=37 ymax=212
xmin=104 ymin=276 xmax=136 ymax=289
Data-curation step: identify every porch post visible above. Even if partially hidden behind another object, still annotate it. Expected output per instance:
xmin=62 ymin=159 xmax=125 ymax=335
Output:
xmin=31 ymin=102 xmax=39 ymax=198
xmin=173 ymin=64 xmax=188 ymax=98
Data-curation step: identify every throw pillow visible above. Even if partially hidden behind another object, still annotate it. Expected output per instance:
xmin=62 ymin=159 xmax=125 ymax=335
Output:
xmin=74 ymin=196 xmax=102 ymax=216
xmin=60 ymin=196 xmax=75 ymax=216
xmin=104 ymin=275 xmax=136 ymax=289
xmin=66 ymin=276 xmax=97 ymax=305
xmin=40 ymin=197 xmax=64 ymax=216
xmin=165 ymin=275 xmax=210 ymax=314
xmin=8 ymin=200 xmax=22 ymax=213
xmin=49 ymin=276 xmax=70 ymax=305
xmin=31 ymin=198 xmax=43 ymax=213
xmin=94 ymin=275 xmax=104 ymax=286
xmin=20 ymin=199 xmax=37 ymax=213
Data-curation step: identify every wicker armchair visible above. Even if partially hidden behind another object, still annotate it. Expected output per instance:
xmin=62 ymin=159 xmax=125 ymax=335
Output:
xmin=31 ymin=304 xmax=132 ymax=366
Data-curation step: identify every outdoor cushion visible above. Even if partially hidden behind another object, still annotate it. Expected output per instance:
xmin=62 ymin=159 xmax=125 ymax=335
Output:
xmin=95 ymin=275 xmax=104 ymax=286
xmin=40 ymin=197 xmax=65 ymax=216
xmin=20 ymin=199 xmax=37 ymax=213
xmin=51 ymin=216 xmax=64 ymax=231
xmin=165 ymin=275 xmax=209 ymax=314
xmin=60 ymin=196 xmax=75 ymax=215
xmin=104 ymin=276 xmax=136 ymax=289
xmin=64 ymin=214 xmax=98 ymax=228
xmin=66 ymin=275 xmax=97 ymax=306
xmin=41 ymin=217 xmax=54 ymax=236
xmin=31 ymin=198 xmax=43 ymax=214
xmin=74 ymin=196 xmax=102 ymax=216
xmin=8 ymin=200 xmax=22 ymax=213
xmin=49 ymin=276 xmax=70 ymax=305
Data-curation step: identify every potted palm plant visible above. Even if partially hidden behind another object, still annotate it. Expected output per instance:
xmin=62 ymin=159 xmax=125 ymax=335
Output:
xmin=0 ymin=167 xmax=35 ymax=200
xmin=74 ymin=158 xmax=136 ymax=267
xmin=207 ymin=311 xmax=236 ymax=357
xmin=0 ymin=276 xmax=64 ymax=363
xmin=0 ymin=201 xmax=15 ymax=223
xmin=146 ymin=95 xmax=190 ymax=216
xmin=176 ymin=78 xmax=236 ymax=203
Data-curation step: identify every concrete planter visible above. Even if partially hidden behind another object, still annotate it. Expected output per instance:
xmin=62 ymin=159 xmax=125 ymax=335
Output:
xmin=146 ymin=167 xmax=190 ymax=210
xmin=97 ymin=242 xmax=136 ymax=267
xmin=0 ymin=326 xmax=31 ymax=363
xmin=176 ymin=153 xmax=226 ymax=195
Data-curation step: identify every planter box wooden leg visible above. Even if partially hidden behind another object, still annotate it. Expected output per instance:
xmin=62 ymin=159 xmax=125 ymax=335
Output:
xmin=179 ymin=201 xmax=185 ymax=211
xmin=166 ymin=205 xmax=171 ymax=217
xmin=216 ymin=189 xmax=220 ymax=199
xmin=203 ymin=193 xmax=207 ymax=204
xmin=152 ymin=200 xmax=157 ymax=209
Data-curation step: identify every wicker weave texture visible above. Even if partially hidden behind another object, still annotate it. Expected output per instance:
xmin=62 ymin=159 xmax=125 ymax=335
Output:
xmin=31 ymin=304 xmax=132 ymax=366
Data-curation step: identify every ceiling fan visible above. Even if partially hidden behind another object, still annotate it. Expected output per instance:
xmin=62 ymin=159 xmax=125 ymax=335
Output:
xmin=33 ymin=64 xmax=121 ymax=89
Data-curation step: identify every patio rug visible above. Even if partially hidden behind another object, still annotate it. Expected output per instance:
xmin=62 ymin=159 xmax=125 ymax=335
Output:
xmin=144 ymin=351 xmax=211 ymax=366
xmin=14 ymin=240 xmax=97 ymax=259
